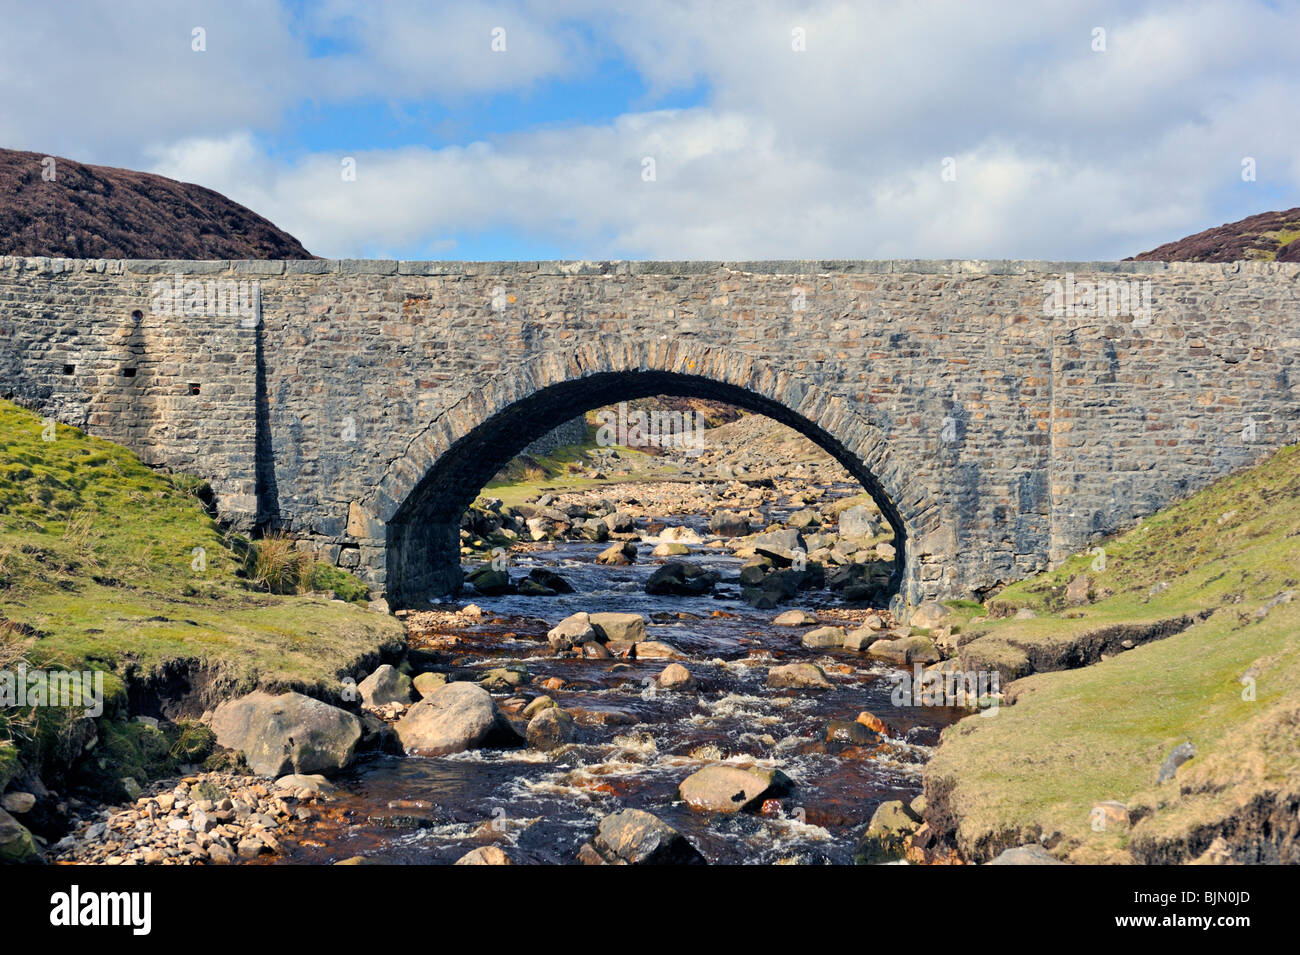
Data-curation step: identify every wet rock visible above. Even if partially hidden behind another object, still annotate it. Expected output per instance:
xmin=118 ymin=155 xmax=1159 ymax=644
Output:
xmin=709 ymin=510 xmax=751 ymax=537
xmin=589 ymin=612 xmax=647 ymax=646
xmin=210 ymin=691 xmax=362 ymax=777
xmin=517 ymin=577 xmax=557 ymax=596
xmin=466 ymin=566 xmax=514 ymax=596
xmin=739 ymin=556 xmax=773 ymax=586
xmin=867 ymin=635 xmax=940 ymax=665
xmin=580 ymin=809 xmax=706 ymax=865
xmin=773 ymin=609 xmax=818 ymax=626
xmin=412 ymin=672 xmax=448 ymax=698
xmin=652 ymin=541 xmax=691 ymax=557
xmin=856 ymin=711 xmax=898 ymax=737
xmin=838 ymin=505 xmax=878 ymax=540
xmin=986 ymin=845 xmax=1066 ymax=865
xmin=0 ymin=807 xmax=41 ymax=864
xmin=597 ymin=541 xmax=638 ymax=565
xmin=526 ymin=707 xmax=577 ymax=751
xmin=479 ymin=666 xmax=529 ymax=690
xmin=678 ymin=765 xmax=794 ymax=813
xmin=548 ymin=611 xmax=600 ymax=649
xmin=583 ymin=641 xmax=613 ymax=659
xmin=801 ymin=625 xmax=846 ymax=649
xmin=606 ymin=511 xmax=637 ymax=533
xmin=825 ymin=720 xmax=878 ymax=745
xmin=358 ymin=712 xmax=403 ymax=754
xmin=1157 ymin=741 xmax=1196 ymax=784
xmin=854 ymin=800 xmax=918 ymax=864
xmin=632 ymin=640 xmax=683 ymax=660
xmin=456 ymin=845 xmax=514 ymax=865
xmin=658 ymin=663 xmax=696 ymax=690
xmin=908 ymin=600 xmax=951 ymax=630
xmin=522 ymin=695 xmax=556 ymax=719
xmin=273 ymin=773 xmax=335 ymax=796
xmin=358 ymin=664 xmax=413 ymax=707
xmin=525 ymin=566 xmax=572 ymax=597
xmin=395 ymin=682 xmax=501 ymax=756
xmin=646 ymin=561 xmax=720 ymax=596
xmin=767 ymin=662 xmax=831 ymax=690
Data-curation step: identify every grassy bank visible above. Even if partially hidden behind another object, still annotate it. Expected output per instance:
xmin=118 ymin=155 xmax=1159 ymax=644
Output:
xmin=925 ymin=443 xmax=1300 ymax=863
xmin=0 ymin=400 xmax=403 ymax=791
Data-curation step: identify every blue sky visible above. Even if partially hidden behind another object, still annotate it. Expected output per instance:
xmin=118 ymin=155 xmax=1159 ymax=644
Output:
xmin=2 ymin=0 xmax=1297 ymax=260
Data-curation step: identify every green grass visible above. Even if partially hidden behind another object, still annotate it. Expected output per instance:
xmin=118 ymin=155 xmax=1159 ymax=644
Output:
xmin=925 ymin=443 xmax=1300 ymax=863
xmin=0 ymin=399 xmax=402 ymax=704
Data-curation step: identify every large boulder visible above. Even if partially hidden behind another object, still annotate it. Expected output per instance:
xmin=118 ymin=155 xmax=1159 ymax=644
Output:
xmin=986 ymin=845 xmax=1067 ymax=865
xmin=579 ymin=809 xmax=706 ymax=865
xmin=456 ymin=846 xmax=514 ymax=865
xmin=867 ymin=635 xmax=941 ymax=665
xmin=678 ymin=765 xmax=794 ymax=813
xmin=528 ymin=567 xmax=574 ymax=593
xmin=466 ymin=566 xmax=513 ymax=596
xmin=395 ymin=682 xmax=501 ymax=756
xmin=646 ymin=561 xmax=720 ymax=596
xmin=606 ymin=511 xmax=637 ymax=533
xmin=658 ymin=663 xmax=696 ymax=691
xmin=801 ymin=625 xmax=846 ymax=649
xmin=752 ymin=529 xmax=806 ymax=565
xmin=210 ymin=691 xmax=362 ymax=777
xmin=588 ymin=612 xmax=647 ymax=646
xmin=597 ymin=541 xmax=637 ymax=566
xmin=773 ymin=609 xmax=818 ymax=627
xmin=838 ymin=505 xmax=878 ymax=541
xmin=0 ymin=807 xmax=41 ymax=864
xmin=526 ymin=707 xmax=577 ymax=751
xmin=412 ymin=672 xmax=448 ymax=698
xmin=709 ymin=510 xmax=751 ymax=538
xmin=854 ymin=799 xmax=919 ymax=864
xmin=358 ymin=664 xmax=412 ymax=707
xmin=908 ymin=600 xmax=951 ymax=630
xmin=547 ymin=611 xmax=600 ymax=650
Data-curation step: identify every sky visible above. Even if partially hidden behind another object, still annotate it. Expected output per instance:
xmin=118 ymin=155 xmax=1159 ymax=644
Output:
xmin=1 ymin=0 xmax=1297 ymax=261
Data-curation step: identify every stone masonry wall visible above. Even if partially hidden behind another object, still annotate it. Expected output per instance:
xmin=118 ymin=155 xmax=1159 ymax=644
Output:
xmin=1 ymin=255 xmax=1296 ymax=609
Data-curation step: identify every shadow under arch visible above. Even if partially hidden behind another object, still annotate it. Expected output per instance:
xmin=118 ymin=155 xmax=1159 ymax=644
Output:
xmin=381 ymin=368 xmax=926 ymax=612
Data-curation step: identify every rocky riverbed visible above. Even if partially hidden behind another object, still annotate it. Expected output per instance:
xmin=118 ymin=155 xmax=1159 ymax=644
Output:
xmin=29 ymin=423 xmax=979 ymax=865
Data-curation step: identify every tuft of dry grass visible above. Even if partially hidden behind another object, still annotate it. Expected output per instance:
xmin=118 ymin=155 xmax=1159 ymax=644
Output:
xmin=246 ymin=533 xmax=314 ymax=595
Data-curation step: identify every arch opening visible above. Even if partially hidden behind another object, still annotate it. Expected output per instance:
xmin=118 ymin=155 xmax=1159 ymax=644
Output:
xmin=384 ymin=370 xmax=912 ymax=609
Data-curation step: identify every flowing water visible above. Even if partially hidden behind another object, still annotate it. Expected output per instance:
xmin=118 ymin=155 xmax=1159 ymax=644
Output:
xmin=278 ymin=484 xmax=966 ymax=864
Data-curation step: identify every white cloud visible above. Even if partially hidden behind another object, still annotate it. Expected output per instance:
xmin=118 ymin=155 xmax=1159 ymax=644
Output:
xmin=9 ymin=0 xmax=1300 ymax=259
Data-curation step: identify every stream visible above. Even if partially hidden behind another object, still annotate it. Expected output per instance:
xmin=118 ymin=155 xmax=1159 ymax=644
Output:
xmin=276 ymin=484 xmax=966 ymax=865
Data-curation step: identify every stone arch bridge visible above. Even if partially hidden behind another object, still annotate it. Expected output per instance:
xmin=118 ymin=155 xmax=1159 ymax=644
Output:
xmin=2 ymin=255 xmax=1297 ymax=612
